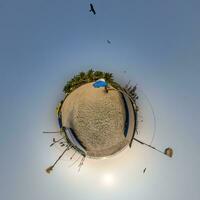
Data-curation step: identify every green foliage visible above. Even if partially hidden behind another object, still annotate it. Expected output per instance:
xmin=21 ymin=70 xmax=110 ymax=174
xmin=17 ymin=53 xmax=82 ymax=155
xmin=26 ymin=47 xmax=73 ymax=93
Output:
xmin=63 ymin=69 xmax=121 ymax=94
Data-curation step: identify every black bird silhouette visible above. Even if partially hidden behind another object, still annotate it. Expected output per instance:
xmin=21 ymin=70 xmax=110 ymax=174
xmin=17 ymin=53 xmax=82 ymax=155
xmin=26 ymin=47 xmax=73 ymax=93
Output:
xmin=89 ymin=3 xmax=96 ymax=15
xmin=143 ymin=168 xmax=146 ymax=174
xmin=107 ymin=40 xmax=111 ymax=44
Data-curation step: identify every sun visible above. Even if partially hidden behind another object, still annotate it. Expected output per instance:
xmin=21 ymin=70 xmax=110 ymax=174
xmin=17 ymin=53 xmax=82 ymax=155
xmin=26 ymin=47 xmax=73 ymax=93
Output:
xmin=101 ymin=173 xmax=115 ymax=187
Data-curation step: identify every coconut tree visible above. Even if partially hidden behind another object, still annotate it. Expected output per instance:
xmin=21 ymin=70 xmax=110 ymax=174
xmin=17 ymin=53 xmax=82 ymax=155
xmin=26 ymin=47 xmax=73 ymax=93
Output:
xmin=63 ymin=81 xmax=71 ymax=93
xmin=87 ymin=69 xmax=94 ymax=82
xmin=63 ymin=70 xmax=121 ymax=94
xmin=104 ymin=72 xmax=113 ymax=83
xmin=94 ymin=71 xmax=104 ymax=80
xmin=79 ymin=72 xmax=86 ymax=80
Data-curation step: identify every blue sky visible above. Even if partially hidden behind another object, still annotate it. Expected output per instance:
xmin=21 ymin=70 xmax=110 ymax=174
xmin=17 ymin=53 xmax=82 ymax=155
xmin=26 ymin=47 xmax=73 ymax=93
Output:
xmin=0 ymin=0 xmax=200 ymax=200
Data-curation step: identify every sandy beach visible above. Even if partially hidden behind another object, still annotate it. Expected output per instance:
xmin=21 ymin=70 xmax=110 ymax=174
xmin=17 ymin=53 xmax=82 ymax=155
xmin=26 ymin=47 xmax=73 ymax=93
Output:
xmin=61 ymin=82 xmax=135 ymax=158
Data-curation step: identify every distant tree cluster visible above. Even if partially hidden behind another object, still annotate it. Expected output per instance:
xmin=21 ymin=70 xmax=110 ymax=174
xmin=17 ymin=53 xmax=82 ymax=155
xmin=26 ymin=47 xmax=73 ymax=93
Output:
xmin=63 ymin=69 xmax=121 ymax=94
xmin=124 ymin=84 xmax=138 ymax=102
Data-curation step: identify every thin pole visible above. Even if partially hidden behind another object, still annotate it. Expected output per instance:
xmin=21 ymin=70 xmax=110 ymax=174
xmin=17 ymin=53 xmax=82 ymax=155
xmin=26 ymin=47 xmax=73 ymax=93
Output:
xmin=46 ymin=146 xmax=71 ymax=173
xmin=133 ymin=138 xmax=164 ymax=155
xmin=51 ymin=147 xmax=69 ymax=168
xmin=70 ymin=151 xmax=77 ymax=160
xmin=43 ymin=131 xmax=63 ymax=133
xmin=78 ymin=156 xmax=85 ymax=172
xmin=68 ymin=155 xmax=82 ymax=168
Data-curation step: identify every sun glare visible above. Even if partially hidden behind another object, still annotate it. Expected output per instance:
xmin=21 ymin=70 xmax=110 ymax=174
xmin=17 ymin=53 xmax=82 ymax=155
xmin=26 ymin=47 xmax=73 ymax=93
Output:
xmin=101 ymin=173 xmax=115 ymax=187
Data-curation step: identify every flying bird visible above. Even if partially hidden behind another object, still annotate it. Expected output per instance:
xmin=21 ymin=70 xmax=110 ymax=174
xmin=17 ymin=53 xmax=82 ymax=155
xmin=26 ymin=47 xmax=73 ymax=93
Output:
xmin=89 ymin=3 xmax=96 ymax=15
xmin=143 ymin=168 xmax=146 ymax=174
xmin=107 ymin=40 xmax=111 ymax=44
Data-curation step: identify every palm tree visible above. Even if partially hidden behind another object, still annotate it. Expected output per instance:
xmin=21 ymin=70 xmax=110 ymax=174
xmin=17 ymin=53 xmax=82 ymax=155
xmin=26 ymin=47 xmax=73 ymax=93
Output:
xmin=103 ymin=72 xmax=113 ymax=83
xmin=94 ymin=71 xmax=104 ymax=80
xmin=79 ymin=72 xmax=86 ymax=80
xmin=63 ymin=69 xmax=122 ymax=94
xmin=87 ymin=69 xmax=94 ymax=82
xmin=63 ymin=84 xmax=70 ymax=93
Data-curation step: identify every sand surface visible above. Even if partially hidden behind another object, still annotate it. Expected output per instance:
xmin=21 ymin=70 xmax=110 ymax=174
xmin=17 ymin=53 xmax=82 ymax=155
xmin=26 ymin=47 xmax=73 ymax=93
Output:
xmin=61 ymin=83 xmax=135 ymax=158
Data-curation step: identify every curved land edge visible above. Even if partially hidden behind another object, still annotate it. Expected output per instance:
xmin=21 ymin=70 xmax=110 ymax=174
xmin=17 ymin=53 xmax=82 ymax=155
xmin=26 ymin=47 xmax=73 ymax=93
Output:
xmin=56 ymin=70 xmax=138 ymax=158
